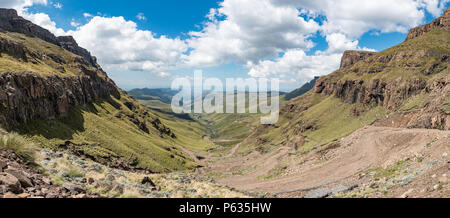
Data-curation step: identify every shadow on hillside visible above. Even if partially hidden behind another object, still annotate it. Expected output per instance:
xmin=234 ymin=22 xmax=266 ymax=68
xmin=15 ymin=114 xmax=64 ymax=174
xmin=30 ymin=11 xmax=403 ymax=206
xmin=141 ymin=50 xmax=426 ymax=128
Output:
xmin=150 ymin=107 xmax=195 ymax=122
xmin=14 ymin=101 xmax=100 ymax=141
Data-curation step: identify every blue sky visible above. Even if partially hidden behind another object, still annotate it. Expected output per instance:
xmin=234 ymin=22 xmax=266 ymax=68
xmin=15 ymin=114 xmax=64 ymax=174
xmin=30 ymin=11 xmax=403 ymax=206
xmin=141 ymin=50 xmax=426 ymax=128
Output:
xmin=3 ymin=0 xmax=449 ymax=91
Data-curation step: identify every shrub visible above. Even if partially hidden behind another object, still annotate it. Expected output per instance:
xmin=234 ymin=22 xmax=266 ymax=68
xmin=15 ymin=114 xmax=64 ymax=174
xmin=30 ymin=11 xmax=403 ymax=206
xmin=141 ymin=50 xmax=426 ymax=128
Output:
xmin=0 ymin=132 xmax=36 ymax=164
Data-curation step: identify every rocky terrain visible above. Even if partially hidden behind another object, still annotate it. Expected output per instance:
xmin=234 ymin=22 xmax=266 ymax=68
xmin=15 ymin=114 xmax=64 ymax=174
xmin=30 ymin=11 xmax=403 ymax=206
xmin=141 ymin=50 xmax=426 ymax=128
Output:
xmin=0 ymin=148 xmax=96 ymax=198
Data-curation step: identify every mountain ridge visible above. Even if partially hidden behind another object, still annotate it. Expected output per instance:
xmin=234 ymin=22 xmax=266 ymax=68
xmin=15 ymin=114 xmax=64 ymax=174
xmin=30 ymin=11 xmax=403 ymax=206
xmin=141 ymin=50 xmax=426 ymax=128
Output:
xmin=0 ymin=8 xmax=207 ymax=173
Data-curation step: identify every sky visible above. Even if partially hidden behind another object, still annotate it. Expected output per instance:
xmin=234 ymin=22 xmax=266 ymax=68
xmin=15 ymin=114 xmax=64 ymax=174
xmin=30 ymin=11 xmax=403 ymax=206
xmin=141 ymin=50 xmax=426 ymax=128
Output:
xmin=1 ymin=0 xmax=449 ymax=91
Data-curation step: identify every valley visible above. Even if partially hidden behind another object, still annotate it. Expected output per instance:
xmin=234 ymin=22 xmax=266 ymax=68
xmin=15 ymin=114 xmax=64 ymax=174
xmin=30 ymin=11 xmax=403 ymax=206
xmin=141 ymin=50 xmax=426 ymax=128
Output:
xmin=0 ymin=7 xmax=449 ymax=198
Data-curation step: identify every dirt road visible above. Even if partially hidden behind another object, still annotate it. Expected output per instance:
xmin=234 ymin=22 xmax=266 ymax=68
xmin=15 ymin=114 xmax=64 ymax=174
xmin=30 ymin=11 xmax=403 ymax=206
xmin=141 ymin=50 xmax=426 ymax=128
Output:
xmin=202 ymin=126 xmax=449 ymax=194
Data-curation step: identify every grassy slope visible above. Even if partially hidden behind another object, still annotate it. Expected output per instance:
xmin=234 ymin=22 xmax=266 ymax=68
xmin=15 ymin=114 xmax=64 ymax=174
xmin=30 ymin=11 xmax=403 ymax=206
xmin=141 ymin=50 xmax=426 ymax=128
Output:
xmin=137 ymin=92 xmax=287 ymax=154
xmin=17 ymin=92 xmax=207 ymax=172
xmin=331 ymin=28 xmax=449 ymax=82
xmin=0 ymin=32 xmax=212 ymax=173
xmin=0 ymin=32 xmax=101 ymax=77
xmin=237 ymin=27 xmax=449 ymax=156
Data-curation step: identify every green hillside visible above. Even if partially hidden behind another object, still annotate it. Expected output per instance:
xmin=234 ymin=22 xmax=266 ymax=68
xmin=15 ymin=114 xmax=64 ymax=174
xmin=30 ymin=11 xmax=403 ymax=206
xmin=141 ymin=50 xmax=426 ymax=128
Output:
xmin=0 ymin=31 xmax=212 ymax=173
xmin=236 ymin=25 xmax=449 ymax=157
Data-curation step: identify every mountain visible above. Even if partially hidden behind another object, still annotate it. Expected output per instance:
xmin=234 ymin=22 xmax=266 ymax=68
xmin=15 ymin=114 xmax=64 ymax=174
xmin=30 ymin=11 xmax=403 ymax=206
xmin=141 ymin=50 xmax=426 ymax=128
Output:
xmin=201 ymin=8 xmax=449 ymax=197
xmin=249 ymin=7 xmax=449 ymax=151
xmin=0 ymin=8 xmax=210 ymax=173
xmin=127 ymin=88 xmax=178 ymax=104
xmin=284 ymin=76 xmax=320 ymax=101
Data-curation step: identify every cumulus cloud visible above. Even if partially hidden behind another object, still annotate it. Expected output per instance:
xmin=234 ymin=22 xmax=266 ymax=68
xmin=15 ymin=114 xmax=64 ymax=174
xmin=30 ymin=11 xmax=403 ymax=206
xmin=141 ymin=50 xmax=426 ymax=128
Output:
xmin=248 ymin=49 xmax=342 ymax=80
xmin=244 ymin=0 xmax=438 ymax=87
xmin=0 ymin=0 xmax=47 ymax=12
xmin=1 ymin=0 xmax=448 ymax=89
xmin=418 ymin=0 xmax=450 ymax=16
xmin=67 ymin=16 xmax=188 ymax=77
xmin=185 ymin=0 xmax=320 ymax=67
xmin=271 ymin=0 xmax=427 ymax=37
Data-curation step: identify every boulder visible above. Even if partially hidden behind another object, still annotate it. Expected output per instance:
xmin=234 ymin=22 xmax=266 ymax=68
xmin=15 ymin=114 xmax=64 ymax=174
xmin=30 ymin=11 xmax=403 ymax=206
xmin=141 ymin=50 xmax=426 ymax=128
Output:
xmin=303 ymin=188 xmax=331 ymax=198
xmin=0 ymin=172 xmax=22 ymax=194
xmin=141 ymin=177 xmax=156 ymax=187
xmin=0 ymin=159 xmax=7 ymax=171
xmin=4 ymin=168 xmax=33 ymax=188
xmin=63 ymin=182 xmax=85 ymax=193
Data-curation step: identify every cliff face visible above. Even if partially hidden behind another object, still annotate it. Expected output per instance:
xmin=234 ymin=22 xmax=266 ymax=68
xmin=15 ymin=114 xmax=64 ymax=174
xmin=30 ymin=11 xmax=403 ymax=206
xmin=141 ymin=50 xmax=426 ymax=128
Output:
xmin=0 ymin=9 xmax=58 ymax=45
xmin=406 ymin=7 xmax=450 ymax=41
xmin=340 ymin=50 xmax=376 ymax=69
xmin=0 ymin=8 xmax=121 ymax=128
xmin=0 ymin=72 xmax=120 ymax=127
xmin=0 ymin=9 xmax=98 ymax=68
xmin=310 ymin=13 xmax=450 ymax=130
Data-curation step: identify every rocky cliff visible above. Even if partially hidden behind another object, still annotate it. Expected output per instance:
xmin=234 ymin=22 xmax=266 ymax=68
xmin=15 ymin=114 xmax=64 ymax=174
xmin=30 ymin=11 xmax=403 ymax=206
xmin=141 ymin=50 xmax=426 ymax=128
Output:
xmin=406 ymin=7 xmax=450 ymax=41
xmin=0 ymin=9 xmax=98 ymax=68
xmin=311 ymin=9 xmax=450 ymax=130
xmin=340 ymin=50 xmax=376 ymax=69
xmin=0 ymin=72 xmax=120 ymax=127
xmin=0 ymin=9 xmax=58 ymax=45
xmin=0 ymin=8 xmax=121 ymax=128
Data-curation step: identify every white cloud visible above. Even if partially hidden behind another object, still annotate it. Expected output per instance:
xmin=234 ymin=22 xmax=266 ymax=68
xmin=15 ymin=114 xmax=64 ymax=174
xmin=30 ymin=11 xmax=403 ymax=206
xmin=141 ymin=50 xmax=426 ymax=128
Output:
xmin=271 ymin=0 xmax=427 ymax=38
xmin=67 ymin=16 xmax=188 ymax=77
xmin=0 ymin=0 xmax=47 ymax=12
xmin=248 ymin=49 xmax=342 ymax=81
xmin=185 ymin=0 xmax=320 ymax=67
xmin=1 ymin=0 xmax=448 ymax=89
xmin=70 ymin=19 xmax=80 ymax=27
xmin=418 ymin=0 xmax=450 ymax=16
xmin=52 ymin=2 xmax=62 ymax=9
xmin=83 ymin=13 xmax=93 ymax=18
xmin=136 ymin=12 xmax=146 ymax=21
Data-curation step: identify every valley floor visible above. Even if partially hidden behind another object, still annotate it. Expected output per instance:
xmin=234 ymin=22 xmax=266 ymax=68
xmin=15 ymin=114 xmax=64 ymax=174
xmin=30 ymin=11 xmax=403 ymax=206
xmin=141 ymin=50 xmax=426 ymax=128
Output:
xmin=195 ymin=126 xmax=449 ymax=198
xmin=1 ymin=124 xmax=448 ymax=198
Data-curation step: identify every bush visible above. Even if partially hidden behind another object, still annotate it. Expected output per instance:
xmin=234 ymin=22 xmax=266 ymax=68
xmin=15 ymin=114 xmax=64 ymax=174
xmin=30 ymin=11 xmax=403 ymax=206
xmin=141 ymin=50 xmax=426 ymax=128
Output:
xmin=0 ymin=132 xmax=36 ymax=164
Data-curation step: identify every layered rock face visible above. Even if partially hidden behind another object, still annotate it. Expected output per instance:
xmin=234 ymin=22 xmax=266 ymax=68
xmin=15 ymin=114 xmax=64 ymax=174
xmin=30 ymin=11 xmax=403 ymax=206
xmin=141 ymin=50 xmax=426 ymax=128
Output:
xmin=312 ymin=9 xmax=450 ymax=130
xmin=0 ymin=8 xmax=121 ymax=128
xmin=57 ymin=36 xmax=98 ymax=67
xmin=0 ymin=9 xmax=98 ymax=67
xmin=0 ymin=9 xmax=59 ymax=45
xmin=340 ymin=50 xmax=376 ymax=69
xmin=0 ymin=72 xmax=120 ymax=127
xmin=314 ymin=77 xmax=427 ymax=109
xmin=406 ymin=7 xmax=450 ymax=41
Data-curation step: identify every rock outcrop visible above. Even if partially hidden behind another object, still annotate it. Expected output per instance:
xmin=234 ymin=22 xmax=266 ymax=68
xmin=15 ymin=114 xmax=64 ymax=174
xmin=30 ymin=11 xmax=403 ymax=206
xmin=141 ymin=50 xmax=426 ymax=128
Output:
xmin=312 ymin=8 xmax=450 ymax=130
xmin=0 ymin=9 xmax=59 ymax=45
xmin=340 ymin=50 xmax=376 ymax=69
xmin=0 ymin=72 xmax=120 ymax=127
xmin=0 ymin=8 xmax=121 ymax=128
xmin=0 ymin=8 xmax=99 ymax=67
xmin=0 ymin=36 xmax=27 ymax=60
xmin=0 ymin=149 xmax=96 ymax=198
xmin=406 ymin=7 xmax=450 ymax=41
xmin=57 ymin=36 xmax=98 ymax=67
